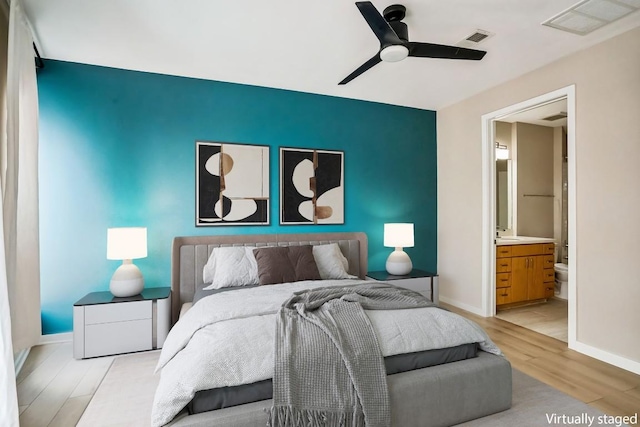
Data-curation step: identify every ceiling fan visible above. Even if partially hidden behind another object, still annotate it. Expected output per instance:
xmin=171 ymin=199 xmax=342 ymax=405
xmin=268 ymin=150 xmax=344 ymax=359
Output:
xmin=339 ymin=2 xmax=487 ymax=85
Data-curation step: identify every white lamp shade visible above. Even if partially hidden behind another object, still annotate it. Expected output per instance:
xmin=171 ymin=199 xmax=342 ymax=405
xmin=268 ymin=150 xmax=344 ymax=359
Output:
xmin=107 ymin=227 xmax=147 ymax=260
xmin=384 ymin=223 xmax=414 ymax=248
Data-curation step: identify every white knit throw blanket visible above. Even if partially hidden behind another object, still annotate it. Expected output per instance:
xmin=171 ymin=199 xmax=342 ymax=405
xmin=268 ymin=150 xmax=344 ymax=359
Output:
xmin=268 ymin=283 xmax=435 ymax=427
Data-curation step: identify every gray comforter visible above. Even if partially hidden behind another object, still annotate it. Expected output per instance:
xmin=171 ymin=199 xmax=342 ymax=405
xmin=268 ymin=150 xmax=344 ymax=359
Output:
xmin=268 ymin=283 xmax=436 ymax=427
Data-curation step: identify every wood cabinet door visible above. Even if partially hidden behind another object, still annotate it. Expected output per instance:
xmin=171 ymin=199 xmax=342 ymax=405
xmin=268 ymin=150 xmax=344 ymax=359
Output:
xmin=510 ymin=257 xmax=530 ymax=303
xmin=528 ymin=256 xmax=546 ymax=300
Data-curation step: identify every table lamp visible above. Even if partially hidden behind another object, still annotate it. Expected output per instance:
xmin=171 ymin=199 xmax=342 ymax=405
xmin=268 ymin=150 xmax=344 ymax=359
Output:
xmin=107 ymin=227 xmax=147 ymax=297
xmin=384 ymin=223 xmax=414 ymax=275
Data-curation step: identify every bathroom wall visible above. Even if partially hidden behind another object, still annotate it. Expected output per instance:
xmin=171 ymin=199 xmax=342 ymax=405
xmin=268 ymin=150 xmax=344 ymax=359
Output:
xmin=553 ymin=127 xmax=567 ymax=262
xmin=515 ymin=122 xmax=554 ymax=238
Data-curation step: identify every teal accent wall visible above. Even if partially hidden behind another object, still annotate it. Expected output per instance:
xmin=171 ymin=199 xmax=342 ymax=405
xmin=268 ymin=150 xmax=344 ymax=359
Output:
xmin=38 ymin=60 xmax=437 ymax=334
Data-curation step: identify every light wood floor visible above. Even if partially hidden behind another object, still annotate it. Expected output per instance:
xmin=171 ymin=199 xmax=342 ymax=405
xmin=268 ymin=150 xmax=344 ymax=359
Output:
xmin=17 ymin=307 xmax=640 ymax=426
xmin=445 ymin=303 xmax=640 ymax=418
xmin=496 ymin=297 xmax=568 ymax=342
xmin=17 ymin=342 xmax=114 ymax=427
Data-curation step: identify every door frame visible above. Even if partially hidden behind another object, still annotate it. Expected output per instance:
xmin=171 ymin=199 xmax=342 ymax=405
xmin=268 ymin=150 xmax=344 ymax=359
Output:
xmin=480 ymin=85 xmax=577 ymax=348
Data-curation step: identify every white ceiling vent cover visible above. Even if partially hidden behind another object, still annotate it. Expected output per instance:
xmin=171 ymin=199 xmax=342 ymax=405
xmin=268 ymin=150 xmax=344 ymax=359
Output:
xmin=543 ymin=0 xmax=639 ymax=35
xmin=457 ymin=29 xmax=494 ymax=48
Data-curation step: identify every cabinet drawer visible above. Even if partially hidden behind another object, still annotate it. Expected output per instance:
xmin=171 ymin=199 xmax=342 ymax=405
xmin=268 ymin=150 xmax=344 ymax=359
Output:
xmin=393 ymin=277 xmax=431 ymax=293
xmin=84 ymin=318 xmax=152 ymax=358
xmin=543 ymin=255 xmax=554 ymax=269
xmin=496 ymin=258 xmax=512 ymax=273
xmin=543 ymin=243 xmax=555 ymax=255
xmin=496 ymin=287 xmax=512 ymax=305
xmin=543 ymin=269 xmax=555 ymax=283
xmin=85 ymin=300 xmax=152 ymax=325
xmin=496 ymin=273 xmax=511 ymax=288
xmin=544 ymin=284 xmax=555 ymax=299
xmin=511 ymin=244 xmax=543 ymax=257
xmin=496 ymin=246 xmax=512 ymax=258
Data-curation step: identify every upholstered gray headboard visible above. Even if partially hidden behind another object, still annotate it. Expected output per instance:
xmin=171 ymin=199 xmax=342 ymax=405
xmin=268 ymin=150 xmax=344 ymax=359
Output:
xmin=170 ymin=232 xmax=368 ymax=324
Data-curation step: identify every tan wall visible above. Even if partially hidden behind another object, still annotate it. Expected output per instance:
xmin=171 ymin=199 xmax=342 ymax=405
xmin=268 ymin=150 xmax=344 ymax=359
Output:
xmin=553 ymin=127 xmax=563 ymax=254
xmin=495 ymin=121 xmax=512 ymax=151
xmin=437 ymin=26 xmax=640 ymax=363
xmin=515 ymin=122 xmax=554 ymax=238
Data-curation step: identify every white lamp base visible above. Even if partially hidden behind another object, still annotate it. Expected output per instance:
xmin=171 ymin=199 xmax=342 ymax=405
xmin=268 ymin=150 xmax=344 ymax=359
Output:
xmin=110 ymin=260 xmax=144 ymax=297
xmin=386 ymin=248 xmax=413 ymax=276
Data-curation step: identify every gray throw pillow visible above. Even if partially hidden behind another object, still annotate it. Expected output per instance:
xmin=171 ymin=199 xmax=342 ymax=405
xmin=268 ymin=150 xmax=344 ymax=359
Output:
xmin=252 ymin=245 xmax=321 ymax=285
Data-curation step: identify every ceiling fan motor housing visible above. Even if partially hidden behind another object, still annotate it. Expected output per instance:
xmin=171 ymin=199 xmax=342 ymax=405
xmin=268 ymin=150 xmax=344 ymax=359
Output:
xmin=381 ymin=4 xmax=409 ymax=62
xmin=389 ymin=21 xmax=408 ymax=42
xmin=384 ymin=4 xmax=409 ymax=42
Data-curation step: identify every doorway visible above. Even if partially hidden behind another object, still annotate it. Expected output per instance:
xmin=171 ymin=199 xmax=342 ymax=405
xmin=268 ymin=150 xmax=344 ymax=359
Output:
xmin=480 ymin=85 xmax=577 ymax=348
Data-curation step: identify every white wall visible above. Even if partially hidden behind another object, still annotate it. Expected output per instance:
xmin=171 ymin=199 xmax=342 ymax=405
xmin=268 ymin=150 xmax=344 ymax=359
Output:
xmin=437 ymin=26 xmax=640 ymax=367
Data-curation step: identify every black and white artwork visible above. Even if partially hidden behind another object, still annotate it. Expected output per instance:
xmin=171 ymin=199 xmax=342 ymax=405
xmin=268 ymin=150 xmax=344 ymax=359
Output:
xmin=280 ymin=147 xmax=344 ymax=225
xmin=196 ymin=141 xmax=269 ymax=226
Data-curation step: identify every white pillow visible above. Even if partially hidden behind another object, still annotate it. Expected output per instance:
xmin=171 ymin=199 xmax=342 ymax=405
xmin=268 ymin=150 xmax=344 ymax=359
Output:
xmin=203 ymin=246 xmax=259 ymax=290
xmin=312 ymin=243 xmax=357 ymax=280
xmin=203 ymin=249 xmax=217 ymax=284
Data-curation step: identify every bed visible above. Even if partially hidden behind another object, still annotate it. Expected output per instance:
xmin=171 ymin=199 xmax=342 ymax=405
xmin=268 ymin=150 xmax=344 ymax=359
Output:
xmin=156 ymin=232 xmax=512 ymax=427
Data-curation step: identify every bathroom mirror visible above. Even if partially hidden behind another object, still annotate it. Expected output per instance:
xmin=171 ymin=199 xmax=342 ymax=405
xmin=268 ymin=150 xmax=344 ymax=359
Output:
xmin=496 ymin=159 xmax=512 ymax=231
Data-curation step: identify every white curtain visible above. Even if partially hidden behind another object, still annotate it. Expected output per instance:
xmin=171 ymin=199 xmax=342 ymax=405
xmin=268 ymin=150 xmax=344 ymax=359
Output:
xmin=1 ymin=0 xmax=41 ymax=425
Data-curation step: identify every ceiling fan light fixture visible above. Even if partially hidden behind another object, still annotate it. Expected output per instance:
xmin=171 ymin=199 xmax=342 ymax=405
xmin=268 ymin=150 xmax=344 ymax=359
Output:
xmin=380 ymin=44 xmax=409 ymax=62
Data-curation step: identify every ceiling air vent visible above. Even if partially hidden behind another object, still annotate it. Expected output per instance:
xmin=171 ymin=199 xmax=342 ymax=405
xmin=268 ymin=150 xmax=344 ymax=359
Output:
xmin=458 ymin=29 xmax=494 ymax=48
xmin=543 ymin=0 xmax=640 ymax=35
xmin=543 ymin=112 xmax=568 ymax=121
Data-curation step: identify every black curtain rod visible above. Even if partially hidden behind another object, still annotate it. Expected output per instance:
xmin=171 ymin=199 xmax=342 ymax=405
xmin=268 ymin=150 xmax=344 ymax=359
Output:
xmin=33 ymin=42 xmax=44 ymax=69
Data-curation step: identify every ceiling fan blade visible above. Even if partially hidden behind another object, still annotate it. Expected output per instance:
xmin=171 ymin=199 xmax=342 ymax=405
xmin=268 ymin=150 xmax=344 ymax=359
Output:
xmin=338 ymin=53 xmax=382 ymax=85
xmin=356 ymin=1 xmax=403 ymax=47
xmin=407 ymin=42 xmax=486 ymax=60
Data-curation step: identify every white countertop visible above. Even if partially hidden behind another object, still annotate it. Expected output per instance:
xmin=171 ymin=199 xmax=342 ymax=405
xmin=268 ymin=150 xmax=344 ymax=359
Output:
xmin=495 ymin=236 xmax=556 ymax=246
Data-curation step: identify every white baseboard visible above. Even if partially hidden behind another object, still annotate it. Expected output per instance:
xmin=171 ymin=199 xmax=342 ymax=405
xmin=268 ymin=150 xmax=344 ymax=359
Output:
xmin=39 ymin=332 xmax=72 ymax=345
xmin=14 ymin=348 xmax=30 ymax=375
xmin=438 ymin=296 xmax=486 ymax=317
xmin=572 ymin=340 xmax=640 ymax=375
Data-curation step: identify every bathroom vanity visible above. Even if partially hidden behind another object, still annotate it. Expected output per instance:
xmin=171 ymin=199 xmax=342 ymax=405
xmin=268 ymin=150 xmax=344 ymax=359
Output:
xmin=496 ymin=237 xmax=555 ymax=308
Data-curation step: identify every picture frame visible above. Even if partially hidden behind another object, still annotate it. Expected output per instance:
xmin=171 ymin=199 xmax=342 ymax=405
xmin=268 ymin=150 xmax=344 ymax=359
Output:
xmin=280 ymin=147 xmax=344 ymax=225
xmin=196 ymin=141 xmax=270 ymax=226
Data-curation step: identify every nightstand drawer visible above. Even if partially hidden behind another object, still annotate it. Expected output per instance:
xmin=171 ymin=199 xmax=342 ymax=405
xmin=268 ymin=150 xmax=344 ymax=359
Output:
xmin=393 ymin=277 xmax=431 ymax=293
xmin=85 ymin=300 xmax=152 ymax=325
xmin=85 ymin=318 xmax=152 ymax=358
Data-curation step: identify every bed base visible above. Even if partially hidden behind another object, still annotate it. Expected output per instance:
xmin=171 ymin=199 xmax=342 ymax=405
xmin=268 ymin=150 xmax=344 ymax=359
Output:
xmin=167 ymin=352 xmax=512 ymax=427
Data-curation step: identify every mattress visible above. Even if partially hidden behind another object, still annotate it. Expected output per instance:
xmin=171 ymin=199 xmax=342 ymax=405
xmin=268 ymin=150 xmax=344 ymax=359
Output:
xmin=187 ymin=343 xmax=478 ymax=415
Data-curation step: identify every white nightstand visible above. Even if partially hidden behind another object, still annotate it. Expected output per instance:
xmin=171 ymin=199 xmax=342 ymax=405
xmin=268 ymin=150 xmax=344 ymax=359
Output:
xmin=73 ymin=287 xmax=171 ymax=359
xmin=367 ymin=269 xmax=439 ymax=304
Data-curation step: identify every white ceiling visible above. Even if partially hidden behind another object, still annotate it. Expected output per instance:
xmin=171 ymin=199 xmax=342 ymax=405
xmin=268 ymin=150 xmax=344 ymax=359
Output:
xmin=23 ymin=0 xmax=640 ymax=110
xmin=499 ymin=99 xmax=568 ymax=127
